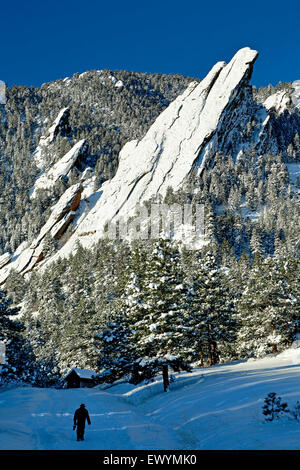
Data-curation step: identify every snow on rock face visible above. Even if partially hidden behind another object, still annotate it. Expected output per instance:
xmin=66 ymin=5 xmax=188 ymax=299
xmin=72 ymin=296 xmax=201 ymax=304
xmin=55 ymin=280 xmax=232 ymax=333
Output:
xmin=33 ymin=108 xmax=70 ymax=169
xmin=292 ymin=80 xmax=300 ymax=109
xmin=0 ymin=183 xmax=83 ymax=284
xmin=30 ymin=139 xmax=88 ymax=199
xmin=1 ymin=47 xmax=259 ymax=274
xmin=7 ymin=46 xmax=299 ymax=277
xmin=263 ymin=91 xmax=291 ymax=115
xmin=80 ymin=167 xmax=93 ymax=182
xmin=30 ymin=183 xmax=83 ymax=250
xmin=50 ymin=211 xmax=77 ymax=239
xmin=109 ymin=75 xmax=124 ymax=88
xmin=115 ymin=80 xmax=124 ymax=89
xmin=44 ymin=107 xmax=70 ymax=144
xmin=0 ymin=253 xmax=12 ymax=269
xmin=51 ymin=47 xmax=258 ymax=255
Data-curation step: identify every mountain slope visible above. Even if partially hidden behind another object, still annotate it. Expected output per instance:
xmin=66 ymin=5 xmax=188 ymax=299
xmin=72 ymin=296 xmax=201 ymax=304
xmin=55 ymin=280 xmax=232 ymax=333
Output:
xmin=1 ymin=46 xmax=300 ymax=283
xmin=0 ymin=69 xmax=194 ymax=256
xmin=1 ymin=47 xmax=300 ymax=285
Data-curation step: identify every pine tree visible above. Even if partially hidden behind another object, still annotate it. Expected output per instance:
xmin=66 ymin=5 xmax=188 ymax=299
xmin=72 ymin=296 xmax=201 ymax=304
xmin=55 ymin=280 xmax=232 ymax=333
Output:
xmin=0 ymin=290 xmax=32 ymax=384
xmin=5 ymin=269 xmax=27 ymax=304
xmin=262 ymin=393 xmax=289 ymax=421
xmin=95 ymin=244 xmax=146 ymax=382
xmin=235 ymin=256 xmax=300 ymax=358
xmin=22 ymin=311 xmax=61 ymax=387
xmin=96 ymin=313 xmax=132 ymax=383
xmin=250 ymin=227 xmax=264 ymax=258
xmin=131 ymin=241 xmax=190 ymax=373
xmin=185 ymin=250 xmax=236 ymax=365
xmin=102 ymin=240 xmax=192 ymax=385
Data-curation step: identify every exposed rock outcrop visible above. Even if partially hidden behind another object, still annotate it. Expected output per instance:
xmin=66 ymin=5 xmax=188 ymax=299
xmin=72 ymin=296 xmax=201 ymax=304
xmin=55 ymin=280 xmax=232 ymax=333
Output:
xmin=51 ymin=47 xmax=259 ymax=256
xmin=264 ymin=91 xmax=291 ymax=114
xmin=1 ymin=46 xmax=300 ymax=280
xmin=0 ymin=183 xmax=83 ymax=283
xmin=33 ymin=107 xmax=70 ymax=170
xmin=0 ymin=253 xmax=12 ymax=270
xmin=43 ymin=107 xmax=70 ymax=144
xmin=30 ymin=139 xmax=88 ymax=198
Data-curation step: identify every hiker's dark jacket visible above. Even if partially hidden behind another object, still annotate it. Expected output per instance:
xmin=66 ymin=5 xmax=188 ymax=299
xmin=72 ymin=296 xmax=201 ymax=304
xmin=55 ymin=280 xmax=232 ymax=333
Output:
xmin=74 ymin=407 xmax=91 ymax=428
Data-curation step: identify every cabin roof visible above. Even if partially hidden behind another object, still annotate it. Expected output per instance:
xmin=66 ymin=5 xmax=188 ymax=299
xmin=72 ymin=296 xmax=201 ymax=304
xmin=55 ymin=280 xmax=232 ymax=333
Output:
xmin=64 ymin=368 xmax=96 ymax=380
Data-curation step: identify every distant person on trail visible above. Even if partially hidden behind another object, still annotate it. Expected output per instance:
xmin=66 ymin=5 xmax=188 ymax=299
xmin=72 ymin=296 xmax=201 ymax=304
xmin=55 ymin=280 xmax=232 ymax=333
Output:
xmin=73 ymin=403 xmax=91 ymax=441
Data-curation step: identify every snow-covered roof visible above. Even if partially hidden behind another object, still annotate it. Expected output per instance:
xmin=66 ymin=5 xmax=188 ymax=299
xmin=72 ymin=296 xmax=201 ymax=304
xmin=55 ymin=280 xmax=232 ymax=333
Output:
xmin=64 ymin=368 xmax=96 ymax=380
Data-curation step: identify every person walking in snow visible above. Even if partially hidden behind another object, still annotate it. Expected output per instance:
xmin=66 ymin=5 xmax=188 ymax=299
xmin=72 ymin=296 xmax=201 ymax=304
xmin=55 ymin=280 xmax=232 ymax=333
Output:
xmin=73 ymin=403 xmax=91 ymax=441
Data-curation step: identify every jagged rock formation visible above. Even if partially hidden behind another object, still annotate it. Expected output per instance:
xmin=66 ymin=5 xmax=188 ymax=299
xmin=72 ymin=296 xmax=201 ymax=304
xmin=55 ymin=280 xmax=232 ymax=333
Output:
xmin=65 ymin=48 xmax=259 ymax=249
xmin=41 ymin=107 xmax=70 ymax=145
xmin=0 ymin=183 xmax=82 ymax=283
xmin=0 ymin=253 xmax=12 ymax=269
xmin=1 ymin=46 xmax=300 ymax=281
xmin=30 ymin=139 xmax=88 ymax=198
xmin=264 ymin=91 xmax=291 ymax=114
xmin=33 ymin=107 xmax=71 ymax=170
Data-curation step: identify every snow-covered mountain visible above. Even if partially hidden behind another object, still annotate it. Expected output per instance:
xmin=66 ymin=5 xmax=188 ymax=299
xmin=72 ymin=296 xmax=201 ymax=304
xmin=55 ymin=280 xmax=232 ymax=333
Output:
xmin=1 ymin=49 xmax=300 ymax=451
xmin=0 ymin=46 xmax=299 ymax=283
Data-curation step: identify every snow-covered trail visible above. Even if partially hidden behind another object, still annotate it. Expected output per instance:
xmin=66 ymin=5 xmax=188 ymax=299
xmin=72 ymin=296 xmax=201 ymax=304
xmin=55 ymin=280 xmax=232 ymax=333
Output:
xmin=139 ymin=361 xmax=300 ymax=450
xmin=0 ymin=386 xmax=178 ymax=450
xmin=2 ymin=348 xmax=300 ymax=450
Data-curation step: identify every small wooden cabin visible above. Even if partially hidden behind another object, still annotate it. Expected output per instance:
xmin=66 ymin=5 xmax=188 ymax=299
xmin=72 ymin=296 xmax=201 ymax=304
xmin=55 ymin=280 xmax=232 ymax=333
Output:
xmin=64 ymin=368 xmax=96 ymax=388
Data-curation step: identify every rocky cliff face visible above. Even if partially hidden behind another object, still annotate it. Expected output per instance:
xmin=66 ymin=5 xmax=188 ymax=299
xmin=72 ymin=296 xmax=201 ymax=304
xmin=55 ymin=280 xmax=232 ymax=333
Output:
xmin=0 ymin=183 xmax=83 ymax=283
xmin=1 ymin=47 xmax=299 ymax=282
xmin=61 ymin=49 xmax=259 ymax=248
xmin=33 ymin=107 xmax=71 ymax=170
xmin=30 ymin=138 xmax=88 ymax=198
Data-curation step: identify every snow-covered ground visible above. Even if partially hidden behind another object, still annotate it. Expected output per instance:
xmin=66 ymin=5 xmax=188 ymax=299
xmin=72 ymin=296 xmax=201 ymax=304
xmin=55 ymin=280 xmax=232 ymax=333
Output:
xmin=2 ymin=348 xmax=300 ymax=450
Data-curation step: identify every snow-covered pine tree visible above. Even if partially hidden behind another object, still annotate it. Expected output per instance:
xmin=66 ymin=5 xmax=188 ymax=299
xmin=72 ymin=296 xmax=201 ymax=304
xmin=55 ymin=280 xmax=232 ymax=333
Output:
xmin=5 ymin=269 xmax=27 ymax=304
xmin=235 ymin=256 xmax=300 ymax=358
xmin=96 ymin=313 xmax=132 ymax=383
xmin=22 ymin=265 xmax=64 ymax=385
xmin=0 ymin=290 xmax=33 ymax=384
xmin=185 ymin=250 xmax=236 ymax=365
xmin=95 ymin=243 xmax=145 ymax=382
xmin=42 ymin=231 xmax=58 ymax=258
xmin=205 ymin=205 xmax=219 ymax=251
xmin=125 ymin=240 xmax=191 ymax=384
xmin=250 ymin=227 xmax=264 ymax=259
xmin=22 ymin=311 xmax=62 ymax=387
xmin=54 ymin=243 xmax=99 ymax=372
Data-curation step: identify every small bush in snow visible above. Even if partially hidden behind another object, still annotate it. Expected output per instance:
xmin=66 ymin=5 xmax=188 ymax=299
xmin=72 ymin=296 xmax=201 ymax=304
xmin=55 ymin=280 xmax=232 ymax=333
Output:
xmin=262 ymin=392 xmax=289 ymax=421
xmin=290 ymin=401 xmax=300 ymax=420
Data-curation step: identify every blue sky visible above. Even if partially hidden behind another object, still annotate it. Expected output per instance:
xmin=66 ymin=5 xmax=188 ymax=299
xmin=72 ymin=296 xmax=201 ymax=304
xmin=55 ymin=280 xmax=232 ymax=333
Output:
xmin=2 ymin=0 xmax=300 ymax=88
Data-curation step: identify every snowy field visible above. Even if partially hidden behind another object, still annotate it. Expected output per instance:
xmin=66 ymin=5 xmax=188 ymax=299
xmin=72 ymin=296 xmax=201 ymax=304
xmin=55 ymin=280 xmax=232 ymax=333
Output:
xmin=2 ymin=348 xmax=300 ymax=450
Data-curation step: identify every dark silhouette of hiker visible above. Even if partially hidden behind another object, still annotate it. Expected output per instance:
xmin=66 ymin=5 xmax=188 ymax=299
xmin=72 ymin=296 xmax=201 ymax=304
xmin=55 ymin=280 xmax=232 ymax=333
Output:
xmin=73 ymin=403 xmax=91 ymax=441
